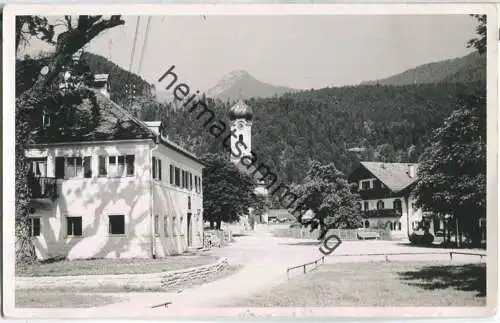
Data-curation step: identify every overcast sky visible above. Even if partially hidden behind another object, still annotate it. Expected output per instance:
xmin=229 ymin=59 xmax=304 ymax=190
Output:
xmin=24 ymin=14 xmax=478 ymax=91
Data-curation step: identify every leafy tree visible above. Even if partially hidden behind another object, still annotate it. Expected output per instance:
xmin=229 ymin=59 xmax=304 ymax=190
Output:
xmin=291 ymin=161 xmax=363 ymax=239
xmin=16 ymin=16 xmax=55 ymax=52
xmin=201 ymin=153 xmax=261 ymax=230
xmin=374 ymin=143 xmax=397 ymax=162
xmin=251 ymin=192 xmax=271 ymax=224
xmin=467 ymin=15 xmax=487 ymax=55
xmin=15 ymin=15 xmax=124 ymax=264
xmin=412 ymin=90 xmax=486 ymax=247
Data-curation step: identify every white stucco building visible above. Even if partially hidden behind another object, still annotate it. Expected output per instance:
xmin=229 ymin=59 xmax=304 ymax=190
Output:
xmin=26 ymin=75 xmax=204 ymax=260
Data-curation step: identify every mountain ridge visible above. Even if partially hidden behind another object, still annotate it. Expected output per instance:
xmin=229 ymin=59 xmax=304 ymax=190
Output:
xmin=205 ymin=70 xmax=300 ymax=102
xmin=361 ymin=52 xmax=485 ymax=86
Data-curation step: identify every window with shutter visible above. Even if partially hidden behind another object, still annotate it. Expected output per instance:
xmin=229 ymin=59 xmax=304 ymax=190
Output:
xmin=30 ymin=218 xmax=41 ymax=236
xmin=67 ymin=217 xmax=83 ymax=236
xmin=109 ymin=215 xmax=125 ymax=235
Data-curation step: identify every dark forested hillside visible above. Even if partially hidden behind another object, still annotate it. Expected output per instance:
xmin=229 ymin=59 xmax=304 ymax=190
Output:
xmin=81 ymin=52 xmax=153 ymax=106
xmin=147 ymin=82 xmax=485 ymax=188
xmin=16 ymin=52 xmax=153 ymax=110
xmin=362 ymin=52 xmax=485 ymax=86
xmin=248 ymin=82 xmax=485 ymax=182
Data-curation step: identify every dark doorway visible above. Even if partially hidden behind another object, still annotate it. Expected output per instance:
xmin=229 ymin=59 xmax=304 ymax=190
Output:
xmin=187 ymin=212 xmax=192 ymax=247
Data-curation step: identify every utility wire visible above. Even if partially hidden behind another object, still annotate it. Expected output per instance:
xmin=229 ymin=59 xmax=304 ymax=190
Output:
xmin=137 ymin=16 xmax=152 ymax=75
xmin=108 ymin=39 xmax=113 ymax=61
xmin=129 ymin=16 xmax=141 ymax=73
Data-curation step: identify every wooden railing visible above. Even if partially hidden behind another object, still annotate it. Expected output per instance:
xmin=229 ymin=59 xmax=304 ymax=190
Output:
xmin=151 ymin=301 xmax=172 ymax=308
xmin=286 ymin=255 xmax=325 ymax=279
xmin=273 ymin=227 xmax=400 ymax=241
xmin=285 ymin=251 xmax=486 ymax=279
xmin=333 ymin=251 xmax=486 ymax=262
xmin=363 ymin=209 xmax=402 ymax=218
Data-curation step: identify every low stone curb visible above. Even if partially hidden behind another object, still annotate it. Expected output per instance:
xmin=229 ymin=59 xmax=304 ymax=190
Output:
xmin=16 ymin=257 xmax=229 ymax=290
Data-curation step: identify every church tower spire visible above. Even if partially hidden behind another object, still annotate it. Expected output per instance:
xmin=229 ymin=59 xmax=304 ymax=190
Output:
xmin=229 ymin=99 xmax=253 ymax=165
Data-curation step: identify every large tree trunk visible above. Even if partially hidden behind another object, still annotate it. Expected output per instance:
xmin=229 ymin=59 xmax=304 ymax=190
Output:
xmin=15 ymin=119 xmax=36 ymax=263
xmin=318 ymin=223 xmax=328 ymax=241
xmin=442 ymin=224 xmax=446 ymax=246
xmin=458 ymin=214 xmax=464 ymax=248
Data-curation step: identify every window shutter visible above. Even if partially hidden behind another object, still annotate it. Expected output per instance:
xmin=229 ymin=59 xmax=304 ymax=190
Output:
xmin=152 ymin=157 xmax=156 ymax=179
xmin=84 ymin=157 xmax=92 ymax=178
xmin=98 ymin=156 xmax=107 ymax=176
xmin=55 ymin=157 xmax=65 ymax=179
xmin=126 ymin=155 xmax=135 ymax=176
xmin=158 ymin=160 xmax=162 ymax=180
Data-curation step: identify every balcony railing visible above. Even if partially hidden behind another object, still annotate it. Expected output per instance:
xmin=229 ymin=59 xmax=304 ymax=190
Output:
xmin=363 ymin=209 xmax=402 ymax=218
xmin=29 ymin=176 xmax=58 ymax=199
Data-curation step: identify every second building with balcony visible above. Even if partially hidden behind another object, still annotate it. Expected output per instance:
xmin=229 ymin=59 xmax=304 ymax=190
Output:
xmin=348 ymin=161 xmax=427 ymax=240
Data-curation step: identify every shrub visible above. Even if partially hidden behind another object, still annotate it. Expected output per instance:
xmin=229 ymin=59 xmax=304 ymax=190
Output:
xmin=410 ymin=231 xmax=435 ymax=245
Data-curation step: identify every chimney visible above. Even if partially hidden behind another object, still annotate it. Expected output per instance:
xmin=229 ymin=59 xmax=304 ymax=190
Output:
xmin=145 ymin=121 xmax=162 ymax=136
xmin=93 ymin=74 xmax=110 ymax=99
xmin=408 ymin=164 xmax=416 ymax=178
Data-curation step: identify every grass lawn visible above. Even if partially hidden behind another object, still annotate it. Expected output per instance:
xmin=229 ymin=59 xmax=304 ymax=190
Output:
xmin=224 ymin=261 xmax=486 ymax=307
xmin=16 ymin=290 xmax=122 ymax=308
xmin=16 ymin=254 xmax=218 ymax=277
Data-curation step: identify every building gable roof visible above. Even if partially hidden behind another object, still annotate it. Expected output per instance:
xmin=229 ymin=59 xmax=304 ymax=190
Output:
xmin=30 ymin=88 xmax=205 ymax=167
xmin=31 ymin=89 xmax=155 ymax=144
xmin=354 ymin=162 xmax=418 ymax=193
xmin=158 ymin=134 xmax=206 ymax=167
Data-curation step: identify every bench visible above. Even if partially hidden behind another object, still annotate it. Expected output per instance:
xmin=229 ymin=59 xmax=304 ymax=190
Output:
xmin=357 ymin=231 xmax=381 ymax=240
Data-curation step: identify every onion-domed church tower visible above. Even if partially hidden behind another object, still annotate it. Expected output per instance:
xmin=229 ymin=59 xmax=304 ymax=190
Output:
xmin=229 ymin=99 xmax=253 ymax=165
xmin=228 ymin=99 xmax=270 ymax=225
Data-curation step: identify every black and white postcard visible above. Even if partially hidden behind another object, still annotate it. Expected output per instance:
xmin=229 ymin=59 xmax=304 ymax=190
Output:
xmin=2 ymin=3 xmax=498 ymax=318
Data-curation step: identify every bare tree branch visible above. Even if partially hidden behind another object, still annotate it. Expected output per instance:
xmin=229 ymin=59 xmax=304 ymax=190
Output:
xmin=64 ymin=15 xmax=73 ymax=30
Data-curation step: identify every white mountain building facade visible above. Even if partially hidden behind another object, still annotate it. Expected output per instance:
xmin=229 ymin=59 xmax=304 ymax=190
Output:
xmin=26 ymin=75 xmax=204 ymax=260
xmin=348 ymin=162 xmax=436 ymax=239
